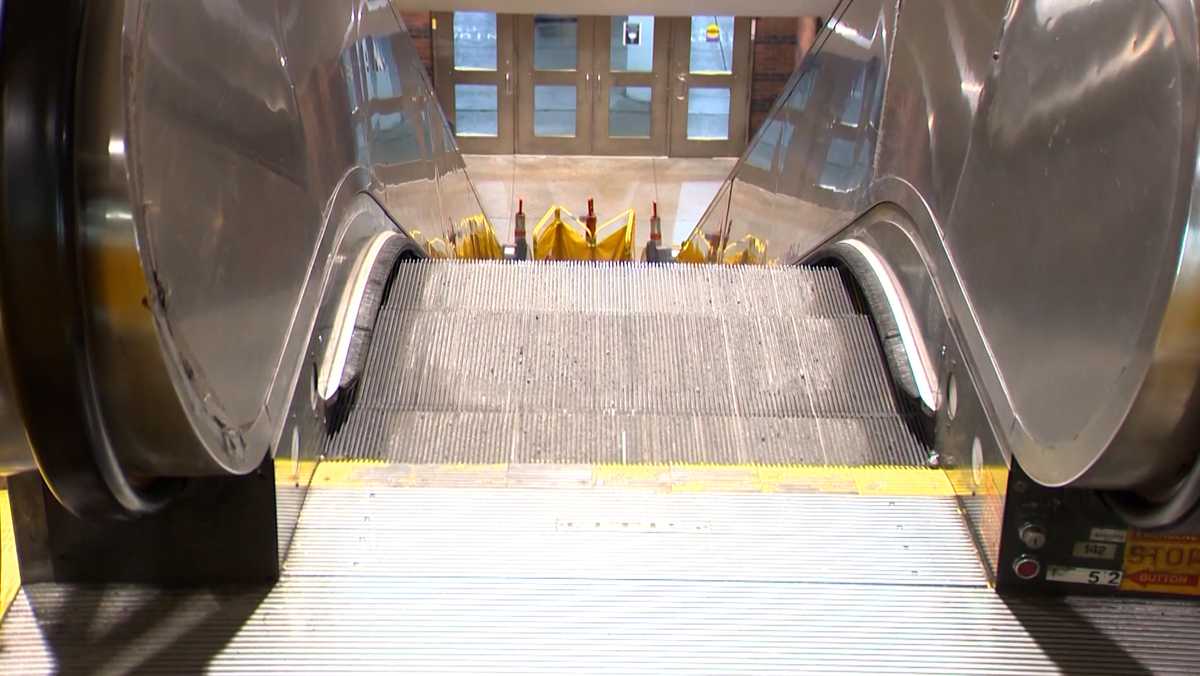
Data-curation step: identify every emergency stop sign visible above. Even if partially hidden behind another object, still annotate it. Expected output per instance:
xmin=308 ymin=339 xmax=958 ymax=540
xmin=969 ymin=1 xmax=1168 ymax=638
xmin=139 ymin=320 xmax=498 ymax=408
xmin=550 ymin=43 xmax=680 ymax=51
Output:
xmin=1122 ymin=533 xmax=1200 ymax=596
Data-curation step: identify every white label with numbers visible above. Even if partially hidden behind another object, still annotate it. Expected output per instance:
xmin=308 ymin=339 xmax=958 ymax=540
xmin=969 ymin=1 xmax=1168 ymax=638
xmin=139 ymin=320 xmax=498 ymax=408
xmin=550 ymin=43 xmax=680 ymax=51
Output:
xmin=1046 ymin=565 xmax=1123 ymax=586
xmin=1073 ymin=541 xmax=1118 ymax=560
xmin=1089 ymin=528 xmax=1127 ymax=543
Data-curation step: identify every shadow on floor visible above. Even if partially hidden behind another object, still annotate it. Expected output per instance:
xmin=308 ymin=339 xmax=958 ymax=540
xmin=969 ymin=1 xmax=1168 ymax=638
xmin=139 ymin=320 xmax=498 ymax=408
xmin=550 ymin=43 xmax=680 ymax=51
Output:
xmin=1002 ymin=593 xmax=1156 ymax=675
xmin=23 ymin=582 xmax=272 ymax=674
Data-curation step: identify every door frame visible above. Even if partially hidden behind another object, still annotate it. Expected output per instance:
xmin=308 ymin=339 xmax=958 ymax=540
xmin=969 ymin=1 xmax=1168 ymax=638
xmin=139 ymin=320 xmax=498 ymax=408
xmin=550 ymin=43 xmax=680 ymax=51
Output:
xmin=515 ymin=15 xmax=595 ymax=155
xmin=433 ymin=12 xmax=516 ymax=154
xmin=435 ymin=13 xmax=754 ymax=158
xmin=590 ymin=16 xmax=670 ymax=156
xmin=667 ymin=17 xmax=752 ymax=158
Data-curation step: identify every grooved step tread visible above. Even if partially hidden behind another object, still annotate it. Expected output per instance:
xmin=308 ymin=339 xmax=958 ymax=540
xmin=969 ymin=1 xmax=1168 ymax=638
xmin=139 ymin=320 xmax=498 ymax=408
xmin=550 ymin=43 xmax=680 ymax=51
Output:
xmin=330 ymin=261 xmax=929 ymax=467
xmin=4 ymin=487 xmax=1199 ymax=674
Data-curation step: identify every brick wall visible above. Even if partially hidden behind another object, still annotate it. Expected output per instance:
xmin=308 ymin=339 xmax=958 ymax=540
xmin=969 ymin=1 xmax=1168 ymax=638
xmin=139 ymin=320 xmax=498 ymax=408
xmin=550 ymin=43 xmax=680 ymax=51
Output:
xmin=749 ymin=16 xmax=819 ymax=136
xmin=399 ymin=12 xmax=435 ymax=84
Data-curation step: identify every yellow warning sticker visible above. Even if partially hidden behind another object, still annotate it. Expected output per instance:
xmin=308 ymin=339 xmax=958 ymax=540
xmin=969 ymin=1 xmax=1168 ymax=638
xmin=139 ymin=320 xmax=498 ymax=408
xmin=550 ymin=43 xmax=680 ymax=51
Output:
xmin=1121 ymin=533 xmax=1200 ymax=595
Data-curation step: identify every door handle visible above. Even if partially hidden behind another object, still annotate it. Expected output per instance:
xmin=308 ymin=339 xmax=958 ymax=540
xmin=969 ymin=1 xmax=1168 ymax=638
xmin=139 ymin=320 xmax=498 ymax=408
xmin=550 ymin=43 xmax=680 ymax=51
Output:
xmin=674 ymin=73 xmax=687 ymax=101
xmin=505 ymin=71 xmax=513 ymax=96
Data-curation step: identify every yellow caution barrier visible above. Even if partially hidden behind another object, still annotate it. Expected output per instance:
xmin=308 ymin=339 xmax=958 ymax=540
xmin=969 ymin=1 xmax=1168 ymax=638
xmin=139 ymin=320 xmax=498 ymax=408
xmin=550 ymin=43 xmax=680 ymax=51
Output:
xmin=409 ymin=207 xmax=767 ymax=265
xmin=722 ymin=234 xmax=768 ymax=265
xmin=677 ymin=230 xmax=771 ymax=265
xmin=454 ymin=214 xmax=504 ymax=260
xmin=532 ymin=204 xmax=635 ymax=262
xmin=676 ymin=231 xmax=720 ymax=263
xmin=412 ymin=213 xmax=504 ymax=260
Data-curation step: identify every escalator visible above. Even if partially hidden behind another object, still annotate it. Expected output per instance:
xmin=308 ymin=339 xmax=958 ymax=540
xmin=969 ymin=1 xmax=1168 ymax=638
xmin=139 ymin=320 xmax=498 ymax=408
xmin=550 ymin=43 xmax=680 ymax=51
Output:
xmin=328 ymin=260 xmax=929 ymax=468
xmin=7 ymin=259 xmax=1200 ymax=673
xmin=4 ymin=0 xmax=1200 ymax=672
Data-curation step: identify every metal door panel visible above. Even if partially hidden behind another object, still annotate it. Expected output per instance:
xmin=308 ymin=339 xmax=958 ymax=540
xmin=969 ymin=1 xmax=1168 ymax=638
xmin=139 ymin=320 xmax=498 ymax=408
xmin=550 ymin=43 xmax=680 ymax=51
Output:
xmin=668 ymin=17 xmax=751 ymax=158
xmin=433 ymin=12 xmax=516 ymax=154
xmin=591 ymin=16 xmax=669 ymax=156
xmin=516 ymin=15 xmax=595 ymax=155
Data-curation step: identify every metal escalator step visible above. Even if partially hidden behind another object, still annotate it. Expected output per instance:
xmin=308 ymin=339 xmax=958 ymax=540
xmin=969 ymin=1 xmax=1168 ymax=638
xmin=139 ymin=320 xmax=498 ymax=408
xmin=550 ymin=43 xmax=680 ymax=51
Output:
xmin=331 ymin=260 xmax=928 ymax=467
xmin=5 ymin=487 xmax=1200 ymax=674
xmin=360 ymin=312 xmax=904 ymax=417
xmin=288 ymin=488 xmax=985 ymax=583
xmin=379 ymin=260 xmax=860 ymax=317
xmin=9 ymin=580 xmax=1200 ymax=674
xmin=327 ymin=409 xmax=925 ymax=466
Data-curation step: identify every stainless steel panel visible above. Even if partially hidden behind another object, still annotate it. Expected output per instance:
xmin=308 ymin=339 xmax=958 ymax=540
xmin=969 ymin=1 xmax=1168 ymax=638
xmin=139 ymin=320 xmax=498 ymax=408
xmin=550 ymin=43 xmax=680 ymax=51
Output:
xmin=74 ymin=0 xmax=231 ymax=485
xmin=870 ymin=0 xmax=1200 ymax=492
xmin=696 ymin=0 xmax=892 ymax=256
xmin=698 ymin=0 xmax=1200 ymax=496
xmin=945 ymin=0 xmax=1200 ymax=490
xmin=131 ymin=1 xmax=309 ymax=462
xmin=14 ymin=0 xmax=483 ymax=494
xmin=127 ymin=0 xmax=352 ymax=473
xmin=363 ymin=5 xmax=449 ymax=236
xmin=870 ymin=1 xmax=1000 ymax=235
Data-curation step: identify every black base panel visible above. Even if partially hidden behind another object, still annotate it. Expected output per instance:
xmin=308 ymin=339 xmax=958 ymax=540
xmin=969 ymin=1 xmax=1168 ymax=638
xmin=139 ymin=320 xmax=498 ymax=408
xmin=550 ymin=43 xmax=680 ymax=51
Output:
xmin=9 ymin=459 xmax=278 ymax=586
xmin=996 ymin=461 xmax=1200 ymax=599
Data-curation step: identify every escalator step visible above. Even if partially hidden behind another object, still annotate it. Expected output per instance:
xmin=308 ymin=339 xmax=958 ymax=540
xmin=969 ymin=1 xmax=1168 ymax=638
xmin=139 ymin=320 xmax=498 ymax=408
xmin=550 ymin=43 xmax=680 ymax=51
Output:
xmin=329 ymin=260 xmax=929 ymax=467
xmin=6 ymin=488 xmax=1200 ymax=673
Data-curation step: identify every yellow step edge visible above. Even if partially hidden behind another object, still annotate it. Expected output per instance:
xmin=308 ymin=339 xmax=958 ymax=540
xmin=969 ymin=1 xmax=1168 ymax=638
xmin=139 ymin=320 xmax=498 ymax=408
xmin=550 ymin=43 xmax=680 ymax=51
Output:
xmin=307 ymin=461 xmax=965 ymax=497
xmin=1 ymin=488 xmax=18 ymax=620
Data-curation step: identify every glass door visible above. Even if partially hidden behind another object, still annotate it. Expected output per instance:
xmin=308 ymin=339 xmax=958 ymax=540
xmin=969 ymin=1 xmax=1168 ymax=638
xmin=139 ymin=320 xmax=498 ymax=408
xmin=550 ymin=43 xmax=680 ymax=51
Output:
xmin=668 ymin=16 xmax=751 ymax=157
xmin=438 ymin=14 xmax=747 ymax=158
xmin=516 ymin=15 xmax=595 ymax=155
xmin=433 ymin=12 xmax=516 ymax=154
xmin=590 ymin=16 xmax=669 ymax=156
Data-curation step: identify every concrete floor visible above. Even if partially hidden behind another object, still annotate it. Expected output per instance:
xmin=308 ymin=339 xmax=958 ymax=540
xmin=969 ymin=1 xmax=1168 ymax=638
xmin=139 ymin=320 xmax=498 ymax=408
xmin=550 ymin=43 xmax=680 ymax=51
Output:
xmin=464 ymin=154 xmax=736 ymax=250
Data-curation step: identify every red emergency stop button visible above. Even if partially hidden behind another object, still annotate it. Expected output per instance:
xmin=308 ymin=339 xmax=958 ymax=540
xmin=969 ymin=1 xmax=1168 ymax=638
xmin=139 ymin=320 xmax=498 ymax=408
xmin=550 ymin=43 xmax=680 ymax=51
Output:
xmin=1012 ymin=555 xmax=1041 ymax=580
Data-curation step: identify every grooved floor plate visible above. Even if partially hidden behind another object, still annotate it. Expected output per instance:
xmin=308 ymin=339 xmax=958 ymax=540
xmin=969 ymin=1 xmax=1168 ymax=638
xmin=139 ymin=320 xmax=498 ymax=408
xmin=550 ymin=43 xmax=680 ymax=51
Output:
xmin=329 ymin=261 xmax=929 ymax=467
xmin=284 ymin=488 xmax=984 ymax=584
xmin=4 ymin=486 xmax=1200 ymax=674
